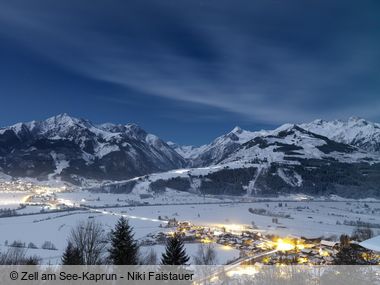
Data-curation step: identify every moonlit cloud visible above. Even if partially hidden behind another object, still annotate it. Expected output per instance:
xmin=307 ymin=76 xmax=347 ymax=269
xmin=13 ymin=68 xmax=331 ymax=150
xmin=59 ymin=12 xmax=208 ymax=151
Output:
xmin=0 ymin=0 xmax=379 ymax=126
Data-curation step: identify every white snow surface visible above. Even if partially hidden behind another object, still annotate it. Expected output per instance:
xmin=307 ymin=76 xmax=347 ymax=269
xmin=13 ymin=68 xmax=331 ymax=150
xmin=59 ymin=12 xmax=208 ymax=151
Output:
xmin=0 ymin=198 xmax=378 ymax=264
xmin=167 ymin=142 xmax=207 ymax=160
xmin=0 ymin=114 xmax=185 ymax=179
xmin=170 ymin=119 xmax=380 ymax=168
xmin=48 ymin=152 xmax=70 ymax=180
xmin=220 ymin=124 xmax=378 ymax=165
xmin=359 ymin=235 xmax=380 ymax=252
xmin=300 ymin=117 xmax=380 ymax=152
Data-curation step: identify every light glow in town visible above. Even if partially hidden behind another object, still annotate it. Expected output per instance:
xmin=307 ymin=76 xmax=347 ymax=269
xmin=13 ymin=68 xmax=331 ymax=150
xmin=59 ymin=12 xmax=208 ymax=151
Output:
xmin=275 ymin=239 xmax=295 ymax=251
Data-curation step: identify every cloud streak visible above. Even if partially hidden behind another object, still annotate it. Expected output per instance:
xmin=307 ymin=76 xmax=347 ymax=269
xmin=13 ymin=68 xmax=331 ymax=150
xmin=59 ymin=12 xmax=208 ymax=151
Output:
xmin=0 ymin=0 xmax=379 ymax=124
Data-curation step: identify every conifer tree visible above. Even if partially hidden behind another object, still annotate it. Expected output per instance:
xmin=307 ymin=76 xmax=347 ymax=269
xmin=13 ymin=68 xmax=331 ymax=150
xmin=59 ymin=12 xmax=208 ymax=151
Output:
xmin=161 ymin=233 xmax=189 ymax=265
xmin=61 ymin=242 xmax=82 ymax=265
xmin=334 ymin=234 xmax=369 ymax=265
xmin=108 ymin=217 xmax=139 ymax=265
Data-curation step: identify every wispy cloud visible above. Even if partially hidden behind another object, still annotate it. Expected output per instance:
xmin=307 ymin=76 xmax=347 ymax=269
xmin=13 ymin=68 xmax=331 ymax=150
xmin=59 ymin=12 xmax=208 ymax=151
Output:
xmin=0 ymin=0 xmax=379 ymax=124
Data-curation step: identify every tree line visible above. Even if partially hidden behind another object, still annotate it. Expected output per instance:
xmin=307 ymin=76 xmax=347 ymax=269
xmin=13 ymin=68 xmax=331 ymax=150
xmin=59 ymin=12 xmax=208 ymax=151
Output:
xmin=0 ymin=216 xmax=219 ymax=265
xmin=61 ymin=217 xmax=191 ymax=265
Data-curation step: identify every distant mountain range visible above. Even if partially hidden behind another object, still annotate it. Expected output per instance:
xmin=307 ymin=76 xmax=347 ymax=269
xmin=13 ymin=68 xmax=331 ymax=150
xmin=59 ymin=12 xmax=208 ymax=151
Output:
xmin=170 ymin=117 xmax=380 ymax=166
xmin=1 ymin=114 xmax=380 ymax=198
xmin=0 ymin=114 xmax=185 ymax=184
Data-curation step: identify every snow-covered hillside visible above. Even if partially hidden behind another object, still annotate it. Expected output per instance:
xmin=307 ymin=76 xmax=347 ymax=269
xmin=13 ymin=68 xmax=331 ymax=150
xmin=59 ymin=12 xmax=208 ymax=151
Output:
xmin=146 ymin=124 xmax=380 ymax=198
xmin=300 ymin=117 xmax=380 ymax=153
xmin=169 ymin=120 xmax=380 ymax=166
xmin=172 ymin=126 xmax=267 ymax=167
xmin=166 ymin=142 xmax=206 ymax=160
xmin=0 ymin=114 xmax=185 ymax=183
xmin=1 ymin=115 xmax=380 ymax=198
xmin=221 ymin=124 xmax=377 ymax=165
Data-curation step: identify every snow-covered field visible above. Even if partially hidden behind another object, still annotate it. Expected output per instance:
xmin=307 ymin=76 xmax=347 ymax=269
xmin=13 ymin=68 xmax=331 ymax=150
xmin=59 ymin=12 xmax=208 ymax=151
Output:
xmin=0 ymin=192 xmax=29 ymax=209
xmin=103 ymin=201 xmax=380 ymax=238
xmin=0 ymin=209 xmax=164 ymax=264
xmin=56 ymin=189 xmax=229 ymax=207
xmin=0 ymin=186 xmax=379 ymax=265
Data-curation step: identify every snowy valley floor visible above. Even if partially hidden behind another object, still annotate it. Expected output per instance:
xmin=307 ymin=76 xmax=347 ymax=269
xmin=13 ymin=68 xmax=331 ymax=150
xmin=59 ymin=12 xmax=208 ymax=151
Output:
xmin=0 ymin=190 xmax=379 ymax=264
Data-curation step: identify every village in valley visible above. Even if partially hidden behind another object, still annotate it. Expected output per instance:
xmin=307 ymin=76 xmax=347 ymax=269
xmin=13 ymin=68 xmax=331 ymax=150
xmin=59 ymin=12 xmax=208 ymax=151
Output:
xmin=0 ymin=179 xmax=379 ymax=267
xmin=145 ymin=219 xmax=380 ymax=266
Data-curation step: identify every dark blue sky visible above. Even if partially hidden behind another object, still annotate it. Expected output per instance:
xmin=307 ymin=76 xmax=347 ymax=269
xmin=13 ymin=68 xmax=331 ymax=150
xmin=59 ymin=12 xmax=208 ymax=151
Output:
xmin=0 ymin=0 xmax=379 ymax=145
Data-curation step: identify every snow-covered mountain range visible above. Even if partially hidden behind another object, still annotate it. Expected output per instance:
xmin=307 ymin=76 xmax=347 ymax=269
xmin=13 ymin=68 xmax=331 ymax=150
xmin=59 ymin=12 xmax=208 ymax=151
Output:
xmin=129 ymin=120 xmax=380 ymax=199
xmin=169 ymin=117 xmax=380 ymax=167
xmin=0 ymin=114 xmax=185 ymax=184
xmin=300 ymin=117 xmax=380 ymax=153
xmin=1 ymin=114 xmax=380 ymax=198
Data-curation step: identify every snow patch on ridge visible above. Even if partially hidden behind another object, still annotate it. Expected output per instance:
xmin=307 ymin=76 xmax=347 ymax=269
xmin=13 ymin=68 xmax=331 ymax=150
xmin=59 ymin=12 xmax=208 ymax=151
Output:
xmin=48 ymin=151 xmax=70 ymax=180
xmin=277 ymin=168 xmax=302 ymax=187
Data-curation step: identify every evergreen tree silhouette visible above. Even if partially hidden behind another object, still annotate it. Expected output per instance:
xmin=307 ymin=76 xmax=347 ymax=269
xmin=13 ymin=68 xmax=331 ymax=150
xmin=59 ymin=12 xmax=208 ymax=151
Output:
xmin=161 ymin=233 xmax=189 ymax=265
xmin=62 ymin=242 xmax=83 ymax=265
xmin=108 ymin=217 xmax=139 ymax=265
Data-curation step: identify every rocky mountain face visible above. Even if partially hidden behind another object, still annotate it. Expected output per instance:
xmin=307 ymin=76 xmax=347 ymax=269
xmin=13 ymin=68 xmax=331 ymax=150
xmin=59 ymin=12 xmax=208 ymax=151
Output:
xmin=91 ymin=119 xmax=380 ymax=199
xmin=166 ymin=141 xmax=205 ymax=160
xmin=169 ymin=118 xmax=380 ymax=167
xmin=155 ymin=119 xmax=380 ymax=198
xmin=300 ymin=117 xmax=380 ymax=153
xmin=0 ymin=114 xmax=185 ymax=184
xmin=219 ymin=124 xmax=374 ymax=165
xmin=188 ymin=127 xmax=266 ymax=167
xmin=1 ymin=115 xmax=380 ymax=198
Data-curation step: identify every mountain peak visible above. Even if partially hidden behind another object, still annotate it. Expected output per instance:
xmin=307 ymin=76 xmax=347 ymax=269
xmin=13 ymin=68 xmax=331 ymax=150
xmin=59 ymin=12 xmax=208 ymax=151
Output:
xmin=56 ymin=112 xmax=71 ymax=118
xmin=124 ymin=123 xmax=147 ymax=136
xmin=40 ymin=113 xmax=94 ymax=133
xmin=348 ymin=116 xmax=368 ymax=126
xmin=301 ymin=117 xmax=380 ymax=152
xmin=125 ymin=123 xmax=142 ymax=129
xmin=167 ymin=141 xmax=177 ymax=147
xmin=273 ymin=123 xmax=297 ymax=133
xmin=231 ymin=126 xmax=243 ymax=134
xmin=312 ymin=119 xmax=326 ymax=125
xmin=50 ymin=113 xmax=77 ymax=121
xmin=348 ymin=116 xmax=363 ymax=122
xmin=44 ymin=113 xmax=83 ymax=126
xmin=0 ymin=114 xmax=186 ymax=183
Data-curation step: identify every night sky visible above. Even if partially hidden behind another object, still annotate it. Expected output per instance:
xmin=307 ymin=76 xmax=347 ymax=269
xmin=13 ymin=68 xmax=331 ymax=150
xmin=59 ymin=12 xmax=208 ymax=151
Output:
xmin=0 ymin=0 xmax=379 ymax=145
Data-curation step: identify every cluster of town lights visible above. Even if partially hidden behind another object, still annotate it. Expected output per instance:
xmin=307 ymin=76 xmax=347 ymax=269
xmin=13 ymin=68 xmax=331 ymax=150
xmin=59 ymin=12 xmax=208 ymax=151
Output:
xmin=275 ymin=238 xmax=295 ymax=251
xmin=274 ymin=238 xmax=306 ymax=252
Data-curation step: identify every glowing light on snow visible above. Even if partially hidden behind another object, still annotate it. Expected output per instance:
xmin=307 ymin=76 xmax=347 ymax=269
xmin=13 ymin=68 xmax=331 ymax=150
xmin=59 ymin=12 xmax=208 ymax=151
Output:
xmin=275 ymin=239 xmax=295 ymax=251
xmin=216 ymin=224 xmax=248 ymax=233
xmin=297 ymin=257 xmax=308 ymax=264
xmin=221 ymin=245 xmax=233 ymax=251
xmin=200 ymin=238 xmax=213 ymax=244
xmin=319 ymin=248 xmax=329 ymax=257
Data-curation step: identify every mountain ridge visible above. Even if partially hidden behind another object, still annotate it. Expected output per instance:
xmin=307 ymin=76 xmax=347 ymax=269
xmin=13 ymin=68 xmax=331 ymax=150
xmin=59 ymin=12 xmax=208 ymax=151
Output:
xmin=0 ymin=113 xmax=186 ymax=185
xmin=168 ymin=117 xmax=380 ymax=165
xmin=1 ymin=114 xmax=380 ymax=198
